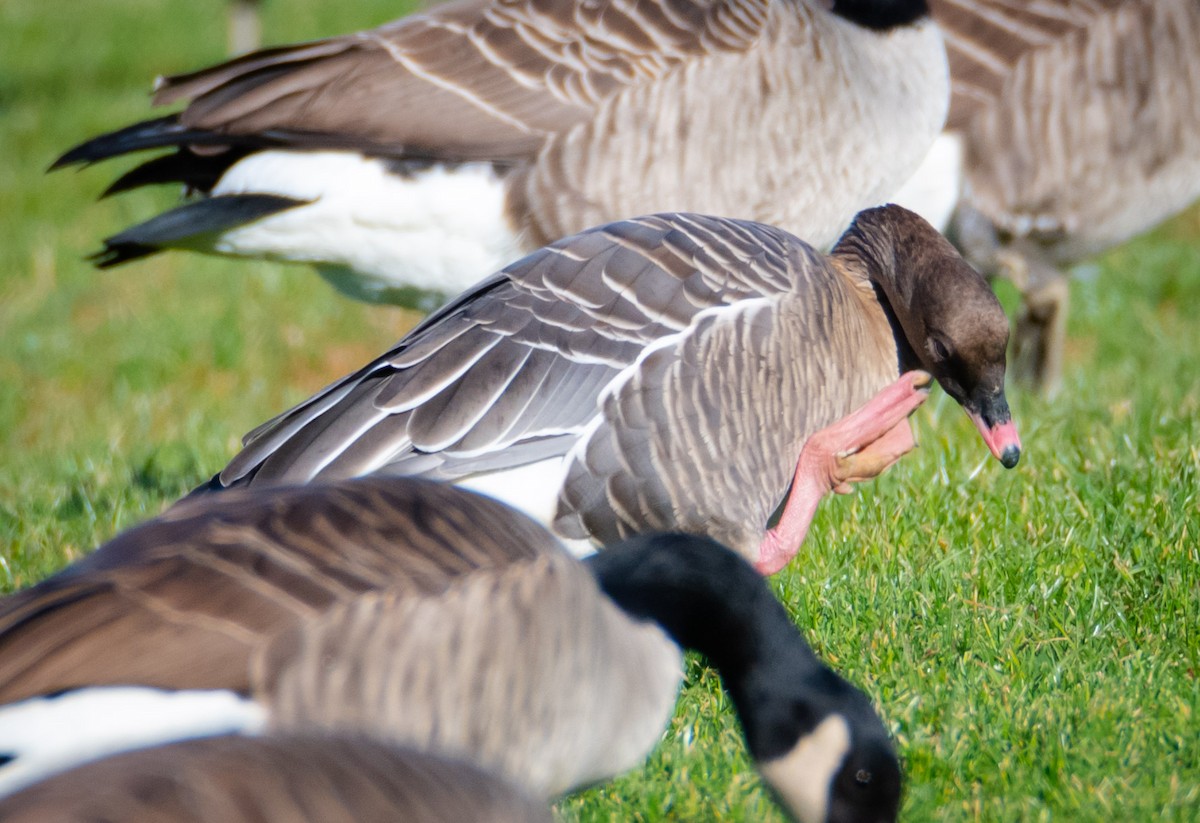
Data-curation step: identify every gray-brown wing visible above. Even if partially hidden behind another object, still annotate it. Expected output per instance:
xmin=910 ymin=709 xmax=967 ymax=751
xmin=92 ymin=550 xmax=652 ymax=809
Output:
xmin=155 ymin=0 xmax=772 ymax=161
xmin=0 ymin=478 xmax=560 ymax=704
xmin=0 ymin=734 xmax=554 ymax=823
xmin=555 ymin=251 xmax=896 ymax=559
xmin=219 ymin=213 xmax=804 ymax=488
xmin=256 ymin=553 xmax=682 ymax=797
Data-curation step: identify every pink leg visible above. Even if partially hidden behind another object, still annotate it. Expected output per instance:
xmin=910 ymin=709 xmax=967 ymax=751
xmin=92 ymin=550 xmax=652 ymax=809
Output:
xmin=755 ymin=371 xmax=932 ymax=575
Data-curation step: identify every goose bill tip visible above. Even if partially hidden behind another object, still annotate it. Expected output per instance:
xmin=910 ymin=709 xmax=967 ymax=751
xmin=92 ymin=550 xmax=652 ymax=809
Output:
xmin=1000 ymin=442 xmax=1021 ymax=469
xmin=970 ymin=414 xmax=1021 ymax=469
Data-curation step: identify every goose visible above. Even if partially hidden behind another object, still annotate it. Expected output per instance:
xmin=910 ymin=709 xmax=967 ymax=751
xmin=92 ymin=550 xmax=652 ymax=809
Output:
xmin=0 ymin=477 xmax=903 ymax=823
xmin=0 ymin=735 xmax=555 ymax=823
xmin=925 ymin=0 xmax=1200 ymax=392
xmin=52 ymin=0 xmax=948 ymax=308
xmin=203 ymin=206 xmax=1021 ymax=572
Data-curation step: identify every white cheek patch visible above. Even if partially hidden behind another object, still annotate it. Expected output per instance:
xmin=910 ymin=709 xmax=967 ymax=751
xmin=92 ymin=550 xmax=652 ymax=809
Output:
xmin=757 ymin=713 xmax=851 ymax=823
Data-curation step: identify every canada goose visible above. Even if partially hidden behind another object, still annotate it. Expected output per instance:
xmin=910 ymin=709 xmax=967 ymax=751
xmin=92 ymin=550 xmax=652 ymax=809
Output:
xmin=203 ymin=206 xmax=1020 ymax=571
xmin=0 ymin=478 xmax=902 ymax=823
xmin=53 ymin=0 xmax=947 ymax=307
xmin=0 ymin=735 xmax=555 ymax=823
xmin=928 ymin=0 xmax=1200 ymax=392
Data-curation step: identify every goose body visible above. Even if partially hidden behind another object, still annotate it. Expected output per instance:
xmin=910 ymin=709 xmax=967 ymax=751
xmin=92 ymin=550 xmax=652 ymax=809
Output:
xmin=207 ymin=206 xmax=1020 ymax=571
xmin=0 ymin=478 xmax=902 ymax=823
xmin=0 ymin=735 xmax=555 ymax=823
xmin=0 ymin=480 xmax=677 ymax=799
xmin=55 ymin=0 xmax=947 ymax=306
xmin=927 ymin=0 xmax=1200 ymax=390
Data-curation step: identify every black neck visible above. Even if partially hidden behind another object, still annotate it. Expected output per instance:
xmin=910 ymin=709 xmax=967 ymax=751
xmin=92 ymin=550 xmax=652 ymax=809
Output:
xmin=871 ymin=281 xmax=923 ymax=375
xmin=829 ymin=0 xmax=929 ymax=30
xmin=586 ymin=533 xmax=847 ymax=761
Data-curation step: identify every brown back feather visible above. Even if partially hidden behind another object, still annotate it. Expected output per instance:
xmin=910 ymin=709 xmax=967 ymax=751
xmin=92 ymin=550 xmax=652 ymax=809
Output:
xmin=153 ymin=0 xmax=772 ymax=161
xmin=0 ymin=479 xmax=558 ymax=704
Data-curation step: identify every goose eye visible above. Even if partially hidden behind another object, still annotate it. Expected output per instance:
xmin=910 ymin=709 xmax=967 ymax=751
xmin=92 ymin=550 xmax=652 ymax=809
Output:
xmin=855 ymin=769 xmax=873 ymax=786
xmin=928 ymin=337 xmax=950 ymax=362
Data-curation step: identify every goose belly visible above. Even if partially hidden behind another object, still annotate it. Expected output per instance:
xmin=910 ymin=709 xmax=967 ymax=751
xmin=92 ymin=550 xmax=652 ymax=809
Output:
xmin=454 ymin=457 xmax=596 ymax=558
xmin=0 ymin=687 xmax=265 ymax=796
xmin=888 ymin=131 xmax=964 ymax=233
xmin=209 ymin=151 xmax=527 ymax=304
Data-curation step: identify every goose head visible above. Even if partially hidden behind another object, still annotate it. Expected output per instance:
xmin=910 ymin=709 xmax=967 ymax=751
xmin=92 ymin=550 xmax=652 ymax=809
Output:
xmin=835 ymin=204 xmax=1021 ymax=468
xmin=753 ymin=675 xmax=902 ymax=823
xmin=588 ymin=533 xmax=901 ymax=823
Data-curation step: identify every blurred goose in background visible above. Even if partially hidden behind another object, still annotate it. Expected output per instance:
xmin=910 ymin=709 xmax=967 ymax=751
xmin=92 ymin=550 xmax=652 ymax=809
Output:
xmin=53 ymin=0 xmax=947 ymax=308
xmin=0 ymin=735 xmax=555 ymax=823
xmin=925 ymin=0 xmax=1200 ymax=393
xmin=0 ymin=478 xmax=902 ymax=823
xmin=205 ymin=206 xmax=1020 ymax=573
xmin=227 ymin=0 xmax=263 ymax=55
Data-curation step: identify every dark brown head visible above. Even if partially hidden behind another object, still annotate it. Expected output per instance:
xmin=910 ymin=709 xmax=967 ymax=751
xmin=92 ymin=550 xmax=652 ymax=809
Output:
xmin=834 ymin=205 xmax=1021 ymax=469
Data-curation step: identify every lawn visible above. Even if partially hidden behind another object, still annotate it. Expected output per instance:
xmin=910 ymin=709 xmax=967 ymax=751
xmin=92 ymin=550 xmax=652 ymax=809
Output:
xmin=1 ymin=2 xmax=1198 ymax=820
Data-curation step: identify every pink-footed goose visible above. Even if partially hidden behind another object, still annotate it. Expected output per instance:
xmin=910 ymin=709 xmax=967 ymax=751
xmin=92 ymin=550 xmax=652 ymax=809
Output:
xmin=922 ymin=0 xmax=1200 ymax=392
xmin=53 ymin=0 xmax=947 ymax=307
xmin=0 ymin=478 xmax=902 ymax=823
xmin=0 ymin=735 xmax=555 ymax=823
xmin=200 ymin=205 xmax=1021 ymax=573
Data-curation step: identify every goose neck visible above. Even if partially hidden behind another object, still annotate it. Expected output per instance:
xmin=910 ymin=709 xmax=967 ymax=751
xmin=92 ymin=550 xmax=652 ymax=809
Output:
xmin=831 ymin=214 xmax=923 ymax=373
xmin=585 ymin=534 xmax=828 ymax=761
xmin=827 ymin=0 xmax=930 ymax=31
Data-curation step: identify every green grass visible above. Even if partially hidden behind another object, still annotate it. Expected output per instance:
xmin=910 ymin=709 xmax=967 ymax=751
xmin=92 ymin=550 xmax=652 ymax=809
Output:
xmin=2 ymin=2 xmax=1198 ymax=820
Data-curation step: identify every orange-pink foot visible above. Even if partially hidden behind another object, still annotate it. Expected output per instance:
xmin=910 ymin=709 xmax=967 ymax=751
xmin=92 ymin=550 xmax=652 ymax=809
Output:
xmin=755 ymin=371 xmax=932 ymax=575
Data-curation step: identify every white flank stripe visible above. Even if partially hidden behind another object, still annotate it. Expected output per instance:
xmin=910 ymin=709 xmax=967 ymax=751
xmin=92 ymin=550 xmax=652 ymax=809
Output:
xmin=208 ymin=151 xmax=525 ymax=304
xmin=0 ymin=687 xmax=266 ymax=797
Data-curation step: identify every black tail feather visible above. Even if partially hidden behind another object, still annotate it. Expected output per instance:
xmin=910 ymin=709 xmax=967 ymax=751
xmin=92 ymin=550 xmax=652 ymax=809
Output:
xmin=54 ymin=116 xmax=194 ymax=169
xmin=50 ymin=115 xmax=273 ymax=171
xmin=89 ymin=242 xmax=158 ymax=269
xmin=100 ymin=148 xmax=253 ymax=197
xmin=91 ymin=193 xmax=309 ymax=268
